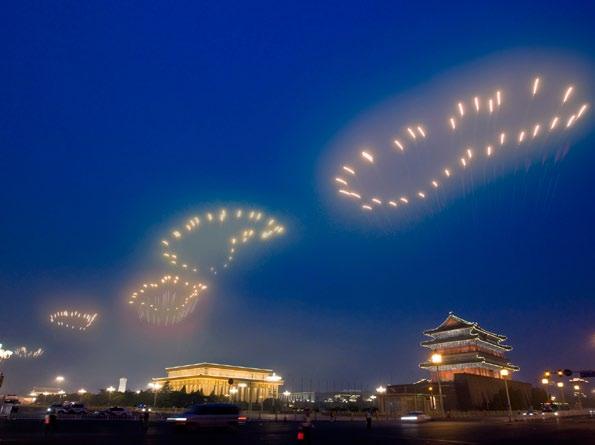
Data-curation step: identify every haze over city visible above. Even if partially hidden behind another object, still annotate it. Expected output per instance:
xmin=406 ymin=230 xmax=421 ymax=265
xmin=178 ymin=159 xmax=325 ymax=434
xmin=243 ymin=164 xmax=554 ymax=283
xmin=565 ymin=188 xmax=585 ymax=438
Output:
xmin=0 ymin=0 xmax=593 ymax=403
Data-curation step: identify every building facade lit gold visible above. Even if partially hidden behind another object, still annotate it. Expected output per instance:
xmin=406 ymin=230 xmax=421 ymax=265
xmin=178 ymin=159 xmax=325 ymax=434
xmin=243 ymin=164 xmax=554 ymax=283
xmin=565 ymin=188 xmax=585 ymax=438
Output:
xmin=152 ymin=362 xmax=283 ymax=403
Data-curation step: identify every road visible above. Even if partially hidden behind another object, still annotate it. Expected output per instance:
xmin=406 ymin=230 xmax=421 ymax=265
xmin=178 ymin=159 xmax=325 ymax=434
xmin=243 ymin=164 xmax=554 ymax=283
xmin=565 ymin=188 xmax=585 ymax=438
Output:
xmin=0 ymin=417 xmax=593 ymax=444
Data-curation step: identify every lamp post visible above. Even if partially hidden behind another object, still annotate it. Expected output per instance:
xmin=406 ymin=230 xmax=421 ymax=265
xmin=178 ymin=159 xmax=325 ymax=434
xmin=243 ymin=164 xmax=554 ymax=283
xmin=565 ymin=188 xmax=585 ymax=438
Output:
xmin=230 ymin=387 xmax=238 ymax=403
xmin=541 ymin=377 xmax=550 ymax=401
xmin=148 ymin=383 xmax=162 ymax=407
xmin=431 ymin=354 xmax=444 ymax=417
xmin=106 ymin=386 xmax=115 ymax=401
xmin=376 ymin=385 xmax=387 ymax=414
xmin=500 ymin=369 xmax=513 ymax=422
xmin=283 ymin=390 xmax=291 ymax=409
xmin=556 ymin=382 xmax=565 ymax=403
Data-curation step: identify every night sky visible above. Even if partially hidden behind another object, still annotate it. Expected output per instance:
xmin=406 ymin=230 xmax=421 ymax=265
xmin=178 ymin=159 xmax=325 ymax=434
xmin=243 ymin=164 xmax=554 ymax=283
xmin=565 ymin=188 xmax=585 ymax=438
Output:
xmin=1 ymin=1 xmax=594 ymax=394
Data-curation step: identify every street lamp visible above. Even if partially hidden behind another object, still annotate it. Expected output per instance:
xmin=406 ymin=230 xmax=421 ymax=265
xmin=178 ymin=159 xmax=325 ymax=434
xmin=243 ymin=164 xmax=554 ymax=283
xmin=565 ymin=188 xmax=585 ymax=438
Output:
xmin=431 ymin=353 xmax=444 ymax=417
xmin=230 ymin=386 xmax=238 ymax=402
xmin=541 ymin=378 xmax=549 ymax=385
xmin=106 ymin=386 xmax=115 ymax=400
xmin=500 ymin=369 xmax=513 ymax=422
xmin=375 ymin=385 xmax=387 ymax=394
xmin=55 ymin=376 xmax=65 ymax=384
xmin=556 ymin=381 xmax=566 ymax=403
xmin=148 ymin=382 xmax=162 ymax=406
xmin=77 ymin=389 xmax=87 ymax=395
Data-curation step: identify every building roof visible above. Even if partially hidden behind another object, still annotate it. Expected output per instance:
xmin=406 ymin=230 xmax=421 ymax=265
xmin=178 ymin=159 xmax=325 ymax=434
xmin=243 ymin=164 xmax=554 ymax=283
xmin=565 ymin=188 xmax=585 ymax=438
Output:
xmin=423 ymin=313 xmax=507 ymax=340
xmin=164 ymin=362 xmax=274 ymax=373
xmin=419 ymin=352 xmax=519 ymax=371
xmin=420 ymin=333 xmax=513 ymax=350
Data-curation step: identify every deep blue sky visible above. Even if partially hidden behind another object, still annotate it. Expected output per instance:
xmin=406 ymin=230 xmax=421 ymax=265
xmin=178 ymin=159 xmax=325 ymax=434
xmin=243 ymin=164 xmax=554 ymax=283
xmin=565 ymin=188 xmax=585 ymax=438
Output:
xmin=1 ymin=1 xmax=594 ymax=393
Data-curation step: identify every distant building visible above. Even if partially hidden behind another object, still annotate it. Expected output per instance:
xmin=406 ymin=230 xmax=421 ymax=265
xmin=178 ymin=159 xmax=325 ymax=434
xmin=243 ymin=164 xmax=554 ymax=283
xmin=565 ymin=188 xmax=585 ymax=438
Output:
xmin=29 ymin=387 xmax=63 ymax=396
xmin=118 ymin=377 xmax=127 ymax=393
xmin=287 ymin=390 xmax=363 ymax=405
xmin=419 ymin=312 xmax=519 ymax=381
xmin=152 ymin=362 xmax=283 ymax=403
xmin=286 ymin=391 xmax=316 ymax=403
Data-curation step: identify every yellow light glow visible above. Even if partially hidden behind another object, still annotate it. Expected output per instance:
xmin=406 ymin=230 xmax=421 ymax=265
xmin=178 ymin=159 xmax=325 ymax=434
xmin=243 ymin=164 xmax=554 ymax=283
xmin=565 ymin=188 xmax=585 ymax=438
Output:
xmin=431 ymin=353 xmax=442 ymax=364
xmin=407 ymin=127 xmax=416 ymax=139
xmin=532 ymin=77 xmax=540 ymax=96
xmin=361 ymin=151 xmax=374 ymax=163
xmin=458 ymin=102 xmax=465 ymax=116
xmin=550 ymin=116 xmax=559 ymax=130
xmin=518 ymin=130 xmax=526 ymax=143
xmin=532 ymin=124 xmax=540 ymax=138
xmin=563 ymin=86 xmax=573 ymax=103
xmin=394 ymin=139 xmax=404 ymax=151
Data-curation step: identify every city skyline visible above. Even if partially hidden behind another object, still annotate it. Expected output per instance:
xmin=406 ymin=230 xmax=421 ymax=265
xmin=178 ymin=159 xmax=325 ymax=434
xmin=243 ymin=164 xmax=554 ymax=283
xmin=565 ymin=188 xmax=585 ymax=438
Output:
xmin=1 ymin=1 xmax=594 ymax=395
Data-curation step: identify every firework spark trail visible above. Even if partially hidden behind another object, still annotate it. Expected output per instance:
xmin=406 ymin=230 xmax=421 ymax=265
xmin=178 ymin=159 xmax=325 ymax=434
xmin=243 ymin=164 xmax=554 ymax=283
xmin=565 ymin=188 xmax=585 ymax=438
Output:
xmin=161 ymin=207 xmax=285 ymax=276
xmin=128 ymin=274 xmax=207 ymax=326
xmin=12 ymin=346 xmax=44 ymax=359
xmin=49 ymin=310 xmax=98 ymax=331
xmin=332 ymin=75 xmax=589 ymax=218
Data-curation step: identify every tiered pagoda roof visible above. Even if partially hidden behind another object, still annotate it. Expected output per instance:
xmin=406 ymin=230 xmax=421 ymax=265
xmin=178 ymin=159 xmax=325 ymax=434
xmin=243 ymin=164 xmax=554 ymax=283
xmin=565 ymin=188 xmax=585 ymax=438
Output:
xmin=419 ymin=313 xmax=519 ymax=373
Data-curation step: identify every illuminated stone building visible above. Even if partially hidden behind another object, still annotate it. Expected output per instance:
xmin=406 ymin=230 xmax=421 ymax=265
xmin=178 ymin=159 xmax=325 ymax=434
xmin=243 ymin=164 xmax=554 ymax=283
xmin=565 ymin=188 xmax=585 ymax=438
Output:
xmin=377 ymin=313 xmax=543 ymax=414
xmin=152 ymin=362 xmax=283 ymax=403
xmin=419 ymin=313 xmax=519 ymax=381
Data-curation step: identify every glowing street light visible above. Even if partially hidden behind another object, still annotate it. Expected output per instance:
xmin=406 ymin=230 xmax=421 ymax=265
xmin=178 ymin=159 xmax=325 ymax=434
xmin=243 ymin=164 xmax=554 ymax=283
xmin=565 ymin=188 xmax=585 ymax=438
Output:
xmin=77 ymin=389 xmax=87 ymax=395
xmin=430 ymin=353 xmax=445 ymax=417
xmin=500 ymin=369 xmax=513 ymax=422
xmin=55 ymin=376 xmax=65 ymax=384
xmin=148 ymin=382 xmax=163 ymax=406
xmin=556 ymin=381 xmax=566 ymax=403
xmin=541 ymin=378 xmax=549 ymax=385
xmin=375 ymin=385 xmax=387 ymax=394
xmin=283 ymin=390 xmax=291 ymax=397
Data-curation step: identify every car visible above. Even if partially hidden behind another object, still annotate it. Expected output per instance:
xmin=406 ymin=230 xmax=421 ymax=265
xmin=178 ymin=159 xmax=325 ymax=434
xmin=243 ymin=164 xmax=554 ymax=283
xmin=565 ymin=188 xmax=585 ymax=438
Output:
xmin=166 ymin=403 xmax=246 ymax=429
xmin=135 ymin=403 xmax=152 ymax=413
xmin=46 ymin=403 xmax=65 ymax=414
xmin=61 ymin=402 xmax=87 ymax=415
xmin=400 ymin=411 xmax=432 ymax=422
xmin=96 ymin=406 xmax=133 ymax=419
